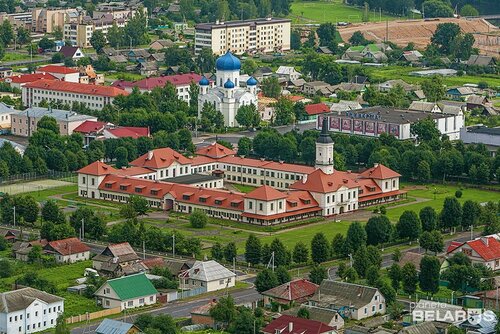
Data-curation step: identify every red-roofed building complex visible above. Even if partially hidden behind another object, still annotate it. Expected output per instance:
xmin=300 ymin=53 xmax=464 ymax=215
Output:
xmin=77 ymin=119 xmax=403 ymax=224
xmin=36 ymin=65 xmax=80 ymax=82
xmin=2 ymin=73 xmax=58 ymax=90
xmin=262 ymin=315 xmax=335 ymax=334
xmin=111 ymin=73 xmax=203 ymax=102
xmin=74 ymin=120 xmax=150 ymax=146
xmin=447 ymin=236 xmax=500 ymax=270
xmin=44 ymin=237 xmax=91 ymax=263
xmin=22 ymin=79 xmax=129 ymax=110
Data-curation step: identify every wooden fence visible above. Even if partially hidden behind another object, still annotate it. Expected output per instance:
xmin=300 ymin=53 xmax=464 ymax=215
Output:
xmin=65 ymin=307 xmax=121 ymax=324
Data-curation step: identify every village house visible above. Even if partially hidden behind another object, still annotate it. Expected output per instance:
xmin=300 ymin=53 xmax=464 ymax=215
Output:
xmin=0 ymin=287 xmax=64 ymax=333
xmin=308 ymin=280 xmax=386 ymax=320
xmin=276 ymin=66 xmax=301 ymax=81
xmin=94 ymin=273 xmax=158 ymax=310
xmin=447 ymin=236 xmax=500 ymax=271
xmin=58 ymin=46 xmax=85 ymax=61
xmin=13 ymin=239 xmax=48 ymax=262
xmin=43 ymin=237 xmax=90 ymax=263
xmin=149 ymin=39 xmax=175 ymax=51
xmin=262 ymin=315 xmax=336 ymax=334
xmin=190 ymin=300 xmax=217 ymax=328
xmin=92 ymin=242 xmax=145 ymax=277
xmin=409 ymin=101 xmax=442 ymax=113
xmin=0 ymin=103 xmax=17 ymax=134
xmin=95 ymin=318 xmax=142 ymax=334
xmin=445 ymin=87 xmax=475 ymax=101
xmin=302 ymin=103 xmax=331 ymax=121
xmin=261 ymin=279 xmax=318 ymax=309
xmin=179 ymin=260 xmax=236 ymax=293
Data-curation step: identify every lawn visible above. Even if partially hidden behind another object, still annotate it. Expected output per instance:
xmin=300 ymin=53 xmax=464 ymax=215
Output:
xmin=232 ymin=184 xmax=257 ymax=193
xmin=367 ymin=66 xmax=500 ymax=88
xmin=105 ymin=71 xmax=144 ymax=81
xmin=1 ymin=52 xmax=41 ymax=62
xmin=385 ymin=183 xmax=500 ymax=222
xmin=23 ymin=184 xmax=78 ymax=202
xmin=289 ymin=0 xmax=397 ymax=24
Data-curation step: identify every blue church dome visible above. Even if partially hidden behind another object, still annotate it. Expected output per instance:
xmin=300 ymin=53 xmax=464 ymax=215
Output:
xmin=224 ymin=79 xmax=235 ymax=89
xmin=246 ymin=76 xmax=257 ymax=86
xmin=199 ymin=76 xmax=209 ymax=86
xmin=216 ymin=51 xmax=241 ymax=71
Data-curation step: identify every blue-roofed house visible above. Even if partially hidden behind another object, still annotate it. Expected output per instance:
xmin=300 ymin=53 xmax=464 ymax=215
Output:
xmin=95 ymin=319 xmax=141 ymax=334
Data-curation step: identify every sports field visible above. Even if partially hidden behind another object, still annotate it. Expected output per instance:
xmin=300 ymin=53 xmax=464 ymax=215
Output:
xmin=0 ymin=179 xmax=76 ymax=196
xmin=289 ymin=0 xmax=396 ymax=24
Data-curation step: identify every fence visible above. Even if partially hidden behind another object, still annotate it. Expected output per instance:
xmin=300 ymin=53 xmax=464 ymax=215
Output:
xmin=0 ymin=170 xmax=77 ymax=185
xmin=178 ymin=287 xmax=207 ymax=299
xmin=65 ymin=307 xmax=121 ymax=324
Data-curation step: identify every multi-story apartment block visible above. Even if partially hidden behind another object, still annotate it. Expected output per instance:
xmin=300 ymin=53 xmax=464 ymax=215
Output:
xmin=22 ymin=79 xmax=129 ymax=110
xmin=0 ymin=12 xmax=32 ymax=29
xmin=93 ymin=5 xmax=147 ymax=21
xmin=63 ymin=14 xmax=126 ymax=48
xmin=31 ymin=8 xmax=80 ymax=33
xmin=0 ymin=287 xmax=64 ymax=333
xmin=195 ymin=17 xmax=291 ymax=55
xmin=10 ymin=107 xmax=97 ymax=137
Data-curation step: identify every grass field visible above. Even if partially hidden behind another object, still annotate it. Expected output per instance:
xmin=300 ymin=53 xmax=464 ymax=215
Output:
xmin=0 ymin=180 xmax=76 ymax=197
xmin=232 ymin=184 xmax=257 ymax=193
xmin=289 ymin=0 xmax=397 ymax=24
xmin=385 ymin=183 xmax=500 ymax=222
xmin=367 ymin=66 xmax=500 ymax=88
xmin=1 ymin=52 xmax=41 ymax=62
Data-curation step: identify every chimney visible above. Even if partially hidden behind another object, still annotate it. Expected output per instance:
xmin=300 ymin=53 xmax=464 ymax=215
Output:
xmin=373 ymin=163 xmax=379 ymax=168
xmin=288 ymin=322 xmax=293 ymax=333
xmin=481 ymin=237 xmax=489 ymax=246
xmin=147 ymin=150 xmax=153 ymax=160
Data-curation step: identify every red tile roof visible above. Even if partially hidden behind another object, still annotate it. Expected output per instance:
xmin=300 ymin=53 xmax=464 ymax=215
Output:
xmin=358 ymin=189 xmax=405 ymax=202
xmin=263 ymin=315 xmax=335 ymax=334
xmin=360 ymin=164 xmax=401 ymax=179
xmin=447 ymin=241 xmax=463 ymax=253
xmin=37 ymin=65 xmax=79 ymax=74
xmin=24 ymin=79 xmax=129 ymax=97
xmin=218 ymin=156 xmax=315 ymax=174
xmin=291 ymin=169 xmax=360 ymax=193
xmin=305 ymin=103 xmax=330 ymax=116
xmin=191 ymin=155 xmax=217 ymax=166
xmin=242 ymin=207 xmax=321 ymax=221
xmin=77 ymin=161 xmax=116 ymax=175
xmin=129 ymin=148 xmax=192 ymax=169
xmin=196 ymin=142 xmax=236 ymax=158
xmin=111 ymin=73 xmax=203 ymax=90
xmin=106 ymin=126 xmax=150 ymax=139
xmin=246 ymin=185 xmax=287 ymax=201
xmin=451 ymin=237 xmax=500 ymax=261
xmin=142 ymin=257 xmax=165 ymax=269
xmin=115 ymin=166 xmax=154 ymax=176
xmin=262 ymin=279 xmax=318 ymax=302
xmin=73 ymin=120 xmax=108 ymax=134
xmin=45 ymin=237 xmax=90 ymax=256
xmin=4 ymin=73 xmax=57 ymax=84
xmin=286 ymin=95 xmax=307 ymax=103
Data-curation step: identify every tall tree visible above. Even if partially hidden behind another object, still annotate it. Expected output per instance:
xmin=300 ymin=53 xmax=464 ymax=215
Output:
xmin=419 ymin=256 xmax=441 ymax=295
xmin=245 ymin=234 xmax=262 ymax=265
xmin=419 ymin=206 xmax=438 ymax=232
xmin=90 ymin=30 xmax=106 ymax=53
xmin=255 ymin=269 xmax=279 ymax=292
xmin=293 ymin=242 xmax=309 ymax=263
xmin=365 ymin=215 xmax=392 ymax=245
xmin=462 ymin=200 xmax=481 ymax=229
xmin=344 ymin=222 xmax=367 ymax=254
xmin=236 ymin=104 xmax=260 ymax=129
xmin=396 ymin=211 xmax=422 ymax=241
xmin=261 ymin=77 xmax=281 ymax=99
xmin=440 ymin=197 xmax=462 ymax=230
xmin=309 ymin=264 xmax=328 ymax=284
xmin=401 ymin=263 xmax=418 ymax=295
xmin=311 ymin=232 xmax=330 ymax=263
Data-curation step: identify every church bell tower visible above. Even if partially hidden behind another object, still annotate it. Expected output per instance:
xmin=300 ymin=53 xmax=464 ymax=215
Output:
xmin=315 ymin=117 xmax=334 ymax=174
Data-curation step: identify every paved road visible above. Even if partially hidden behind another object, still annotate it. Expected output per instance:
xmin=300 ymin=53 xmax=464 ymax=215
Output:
xmin=70 ymin=283 xmax=261 ymax=334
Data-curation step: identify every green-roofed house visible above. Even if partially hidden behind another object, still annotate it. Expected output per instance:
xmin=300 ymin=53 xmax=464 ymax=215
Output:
xmin=94 ymin=273 xmax=158 ymax=310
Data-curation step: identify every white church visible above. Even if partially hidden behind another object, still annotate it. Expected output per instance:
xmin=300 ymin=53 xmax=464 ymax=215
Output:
xmin=198 ymin=51 xmax=258 ymax=127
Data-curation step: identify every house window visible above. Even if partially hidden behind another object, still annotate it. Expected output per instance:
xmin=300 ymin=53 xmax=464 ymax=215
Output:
xmin=270 ymin=203 xmax=274 ymax=210
xmin=372 ymin=305 xmax=375 ymax=312
xmin=127 ymin=301 xmax=133 ymax=307
xmin=150 ymin=296 xmax=154 ymax=302
xmin=199 ymin=197 xmax=206 ymax=203
xmin=249 ymin=201 xmax=253 ymax=209
xmin=135 ymin=187 xmax=142 ymax=193
xmin=105 ymin=300 xmax=110 ymax=306
xmin=364 ymin=307 xmax=367 ymax=314
xmin=219 ymin=280 xmax=225 ymax=285
xmin=182 ymin=195 xmax=190 ymax=200
xmin=82 ymin=177 xmax=86 ymax=184
xmin=259 ymin=203 xmax=263 ymax=211
xmin=139 ymin=298 xmax=144 ymax=304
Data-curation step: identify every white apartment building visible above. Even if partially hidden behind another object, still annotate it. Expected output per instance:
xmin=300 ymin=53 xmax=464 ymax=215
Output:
xmin=64 ymin=15 xmax=126 ymax=48
xmin=22 ymin=80 xmax=129 ymax=111
xmin=0 ymin=287 xmax=64 ymax=334
xmin=194 ymin=17 xmax=291 ymax=55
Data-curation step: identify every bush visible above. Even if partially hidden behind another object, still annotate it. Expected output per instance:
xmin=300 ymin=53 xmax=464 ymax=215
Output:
xmin=380 ymin=206 xmax=387 ymax=214
xmin=455 ymin=190 xmax=462 ymax=198
xmin=189 ymin=209 xmax=208 ymax=228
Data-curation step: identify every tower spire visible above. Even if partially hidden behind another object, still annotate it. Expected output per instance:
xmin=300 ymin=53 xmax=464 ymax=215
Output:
xmin=315 ymin=117 xmax=334 ymax=174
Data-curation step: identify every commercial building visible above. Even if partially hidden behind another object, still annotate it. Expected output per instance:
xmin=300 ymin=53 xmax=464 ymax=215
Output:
xmin=22 ymin=79 xmax=129 ymax=110
xmin=194 ymin=18 xmax=291 ymax=55
xmin=111 ymin=73 xmax=203 ymax=103
xmin=0 ymin=287 xmax=64 ymax=333
xmin=0 ymin=102 xmax=17 ymax=134
xmin=76 ymin=120 xmax=404 ymax=224
xmin=316 ymin=106 xmax=464 ymax=141
xmin=10 ymin=107 xmax=97 ymax=137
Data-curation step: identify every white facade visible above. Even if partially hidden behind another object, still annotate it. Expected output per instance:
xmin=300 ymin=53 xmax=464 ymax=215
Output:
xmin=180 ymin=261 xmax=236 ymax=293
xmin=0 ymin=289 xmax=64 ymax=334
xmin=54 ymin=251 xmax=90 ymax=264
xmin=195 ymin=18 xmax=291 ymax=55
xmin=94 ymin=284 xmax=157 ymax=311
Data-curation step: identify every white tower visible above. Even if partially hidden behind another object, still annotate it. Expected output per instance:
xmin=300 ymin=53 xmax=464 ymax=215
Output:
xmin=315 ymin=117 xmax=334 ymax=174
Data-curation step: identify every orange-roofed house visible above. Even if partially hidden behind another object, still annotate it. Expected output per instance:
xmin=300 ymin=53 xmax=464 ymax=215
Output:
xmin=22 ymin=79 xmax=129 ymax=111
xmin=447 ymin=236 xmax=500 ymax=271
xmin=44 ymin=237 xmax=91 ymax=263
xmin=36 ymin=65 xmax=80 ymax=82
xmin=77 ymin=161 xmax=117 ymax=199
xmin=303 ymin=103 xmax=330 ymax=121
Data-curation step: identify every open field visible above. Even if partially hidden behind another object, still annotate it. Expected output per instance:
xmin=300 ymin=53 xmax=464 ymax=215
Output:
xmin=0 ymin=259 xmax=102 ymax=316
xmin=367 ymin=65 xmax=500 ymax=88
xmin=289 ymin=0 xmax=396 ymax=24
xmin=0 ymin=180 xmax=76 ymax=196
xmin=385 ymin=183 xmax=500 ymax=221
xmin=337 ymin=18 xmax=499 ymax=56
xmin=1 ymin=52 xmax=42 ymax=63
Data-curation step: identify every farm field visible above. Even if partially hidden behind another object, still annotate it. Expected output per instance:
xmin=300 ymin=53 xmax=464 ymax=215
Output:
xmin=385 ymin=183 xmax=500 ymax=222
xmin=289 ymin=0 xmax=396 ymax=24
xmin=367 ymin=66 xmax=500 ymax=88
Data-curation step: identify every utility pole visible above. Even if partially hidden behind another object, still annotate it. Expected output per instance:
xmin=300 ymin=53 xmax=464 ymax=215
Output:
xmin=143 ymin=240 xmax=146 ymax=259
xmin=470 ymin=225 xmax=473 ymax=240
xmin=81 ymin=218 xmax=85 ymax=241
xmin=172 ymin=233 xmax=175 ymax=257
xmin=348 ymin=253 xmax=353 ymax=267
xmin=12 ymin=206 xmax=16 ymax=227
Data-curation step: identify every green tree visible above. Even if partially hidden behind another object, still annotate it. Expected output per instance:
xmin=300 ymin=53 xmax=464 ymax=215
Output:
xmin=261 ymin=77 xmax=281 ymax=99
xmin=38 ymin=116 xmax=59 ymax=134
xmin=224 ymin=242 xmax=237 ymax=262
xmin=431 ymin=22 xmax=460 ymax=54
xmin=115 ymin=146 xmax=128 ymax=168
xmin=27 ymin=245 xmax=43 ymax=263
xmin=366 ymin=265 xmax=380 ymax=286
xmin=417 ymin=160 xmax=431 ymax=182
xmin=209 ymin=295 xmax=237 ymax=328
xmin=189 ymin=209 xmax=208 ymax=228
xmin=272 ymin=97 xmax=294 ymax=126
xmin=200 ymin=102 xmax=224 ymax=132
xmin=311 ymin=232 xmax=330 ymax=263
xmin=396 ymin=211 xmax=422 ymax=242
xmin=90 ymin=30 xmax=106 ymax=53
xmin=344 ymin=221 xmax=367 ymax=254
xmin=293 ymin=241 xmax=309 ymax=263
xmin=419 ymin=256 xmax=441 ymax=295
xmin=236 ymin=104 xmax=260 ymax=128
xmin=196 ymin=48 xmax=215 ymax=73
xmin=401 ymin=263 xmax=418 ymax=295
xmin=52 ymin=25 xmax=63 ymax=40
xmin=421 ymin=76 xmax=445 ymax=103
xmin=237 ymin=137 xmax=252 ymax=157
xmin=41 ymin=200 xmax=65 ymax=224
xmin=0 ymin=259 xmax=12 ymax=278
xmin=0 ymin=20 xmax=13 ymax=46
xmin=388 ymin=263 xmax=402 ymax=291
xmin=276 ymin=266 xmax=291 ymax=284
xmin=365 ymin=215 xmax=392 ymax=245
xmin=460 ymin=4 xmax=479 ymax=17
xmin=39 ymin=37 xmax=55 ymax=51
xmin=440 ymin=197 xmax=462 ymax=230
xmin=129 ymin=195 xmax=149 ymax=216
xmin=242 ymin=58 xmax=258 ymax=75
xmin=232 ymin=308 xmax=260 ymax=334
xmin=245 ymin=234 xmax=262 ymax=265
xmin=55 ymin=315 xmax=70 ymax=334
xmin=297 ymin=307 xmax=310 ymax=319
xmin=106 ymin=22 xmax=123 ymax=48
xmin=378 ymin=280 xmax=396 ymax=305
xmin=411 ymin=117 xmax=441 ymax=142
xmin=348 ymin=31 xmax=369 ymax=45
xmin=462 ymin=200 xmax=481 ymax=229
xmin=291 ymin=30 xmax=302 ymax=50
xmin=424 ymin=0 xmax=454 ymax=18
xmin=309 ymin=264 xmax=328 ymax=284
xmin=16 ymin=26 xmax=31 ymax=45
xmin=270 ymin=238 xmax=289 ymax=267
xmin=420 ymin=206 xmax=438 ymax=232
xmin=331 ymin=233 xmax=345 ymax=257
xmin=317 ymin=23 xmax=337 ymax=51
xmin=255 ymin=269 xmax=279 ymax=292
xmin=353 ymin=245 xmax=369 ymax=277
xmin=211 ymin=242 xmax=224 ymax=261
